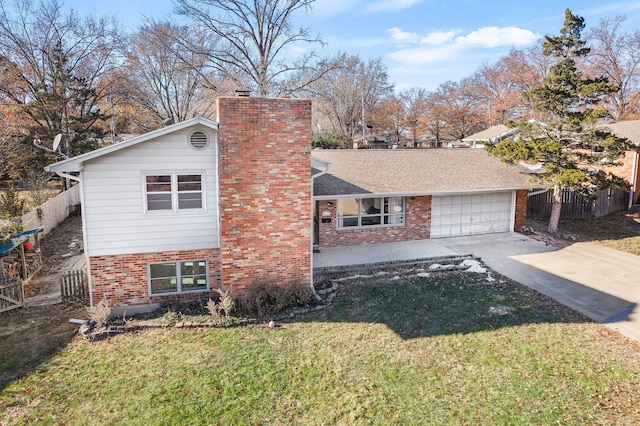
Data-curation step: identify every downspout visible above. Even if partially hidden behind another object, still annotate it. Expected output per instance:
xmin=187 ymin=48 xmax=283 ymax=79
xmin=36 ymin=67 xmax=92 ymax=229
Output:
xmin=628 ymin=148 xmax=638 ymax=210
xmin=310 ymin=161 xmax=330 ymax=302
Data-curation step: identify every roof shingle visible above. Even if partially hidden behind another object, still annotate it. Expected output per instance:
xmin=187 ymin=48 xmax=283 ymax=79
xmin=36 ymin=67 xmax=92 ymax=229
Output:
xmin=312 ymin=149 xmax=536 ymax=197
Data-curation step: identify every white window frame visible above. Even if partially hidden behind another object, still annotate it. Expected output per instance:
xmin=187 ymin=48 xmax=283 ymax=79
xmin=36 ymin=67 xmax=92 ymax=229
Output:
xmin=148 ymin=260 xmax=209 ymax=295
xmin=337 ymin=197 xmax=406 ymax=229
xmin=143 ymin=172 xmax=205 ymax=214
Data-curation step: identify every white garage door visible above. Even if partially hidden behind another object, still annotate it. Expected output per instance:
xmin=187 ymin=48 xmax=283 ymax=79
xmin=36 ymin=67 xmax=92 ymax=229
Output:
xmin=431 ymin=192 xmax=513 ymax=238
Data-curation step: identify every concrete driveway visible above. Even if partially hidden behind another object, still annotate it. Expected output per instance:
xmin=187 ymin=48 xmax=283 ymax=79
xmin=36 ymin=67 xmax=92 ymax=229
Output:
xmin=439 ymin=233 xmax=640 ymax=343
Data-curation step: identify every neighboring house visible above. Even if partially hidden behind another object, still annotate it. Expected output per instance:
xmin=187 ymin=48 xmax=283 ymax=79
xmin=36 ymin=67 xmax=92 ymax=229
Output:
xmin=461 ymin=124 xmax=520 ymax=148
xmin=46 ymin=95 xmax=536 ymax=312
xmin=311 ymin=149 xmax=534 ymax=247
xmin=465 ymin=121 xmax=640 ymax=205
xmin=600 ymin=121 xmax=640 ymax=205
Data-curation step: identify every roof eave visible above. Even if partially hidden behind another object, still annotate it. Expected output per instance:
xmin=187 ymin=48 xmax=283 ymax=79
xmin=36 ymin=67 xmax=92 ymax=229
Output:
xmin=313 ymin=187 xmax=532 ymax=200
xmin=45 ymin=117 xmax=219 ymax=173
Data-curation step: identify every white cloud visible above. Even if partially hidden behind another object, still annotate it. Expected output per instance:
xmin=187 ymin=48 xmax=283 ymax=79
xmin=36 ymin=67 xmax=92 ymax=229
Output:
xmin=387 ymin=27 xmax=419 ymax=43
xmin=387 ymin=44 xmax=464 ymax=65
xmin=454 ymin=26 xmax=538 ymax=48
xmin=420 ymin=30 xmax=459 ymax=45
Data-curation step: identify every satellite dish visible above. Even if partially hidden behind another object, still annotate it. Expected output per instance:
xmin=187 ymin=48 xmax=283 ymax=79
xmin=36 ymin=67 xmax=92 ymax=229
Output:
xmin=52 ymin=134 xmax=63 ymax=152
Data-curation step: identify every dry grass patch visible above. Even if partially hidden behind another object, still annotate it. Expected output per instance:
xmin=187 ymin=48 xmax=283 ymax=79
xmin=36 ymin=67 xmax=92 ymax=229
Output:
xmin=527 ymin=210 xmax=640 ymax=255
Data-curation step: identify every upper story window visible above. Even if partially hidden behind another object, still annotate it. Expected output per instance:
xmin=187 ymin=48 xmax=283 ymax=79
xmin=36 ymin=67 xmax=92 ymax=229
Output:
xmin=145 ymin=173 xmax=204 ymax=213
xmin=337 ymin=197 xmax=405 ymax=228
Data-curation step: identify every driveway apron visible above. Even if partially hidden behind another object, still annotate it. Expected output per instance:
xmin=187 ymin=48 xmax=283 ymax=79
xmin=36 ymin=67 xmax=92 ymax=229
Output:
xmin=439 ymin=232 xmax=640 ymax=343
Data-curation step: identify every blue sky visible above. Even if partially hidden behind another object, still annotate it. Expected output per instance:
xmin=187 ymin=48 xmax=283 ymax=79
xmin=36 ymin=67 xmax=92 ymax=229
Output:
xmin=64 ymin=0 xmax=640 ymax=91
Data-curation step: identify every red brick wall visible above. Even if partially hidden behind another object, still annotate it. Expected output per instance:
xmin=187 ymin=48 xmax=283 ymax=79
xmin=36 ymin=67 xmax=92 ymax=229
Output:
xmin=317 ymin=196 xmax=431 ymax=248
xmin=216 ymin=96 xmax=312 ymax=291
xmin=89 ymin=248 xmax=222 ymax=307
xmin=514 ymin=189 xmax=528 ymax=231
xmin=597 ymin=148 xmax=639 ymax=203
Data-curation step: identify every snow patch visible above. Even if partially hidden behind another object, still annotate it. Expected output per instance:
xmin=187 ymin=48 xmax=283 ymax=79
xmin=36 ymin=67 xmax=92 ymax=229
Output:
xmin=488 ymin=306 xmax=514 ymax=316
xmin=429 ymin=263 xmax=458 ymax=270
xmin=460 ymin=259 xmax=487 ymax=273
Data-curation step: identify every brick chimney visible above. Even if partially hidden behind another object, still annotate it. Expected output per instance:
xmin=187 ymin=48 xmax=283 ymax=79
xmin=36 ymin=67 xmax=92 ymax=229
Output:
xmin=216 ymin=96 xmax=312 ymax=291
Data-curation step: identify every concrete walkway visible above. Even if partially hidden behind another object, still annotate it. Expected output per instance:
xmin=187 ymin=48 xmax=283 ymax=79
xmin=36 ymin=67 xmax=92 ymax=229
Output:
xmin=313 ymin=233 xmax=640 ymax=343
xmin=26 ymin=254 xmax=87 ymax=307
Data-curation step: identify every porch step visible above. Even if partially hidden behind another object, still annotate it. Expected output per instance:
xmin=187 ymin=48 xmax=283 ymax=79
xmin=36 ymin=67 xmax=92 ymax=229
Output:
xmin=313 ymin=254 xmax=476 ymax=283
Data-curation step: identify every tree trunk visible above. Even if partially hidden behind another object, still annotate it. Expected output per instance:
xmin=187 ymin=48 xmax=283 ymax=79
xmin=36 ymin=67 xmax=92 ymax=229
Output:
xmin=548 ymin=183 xmax=562 ymax=233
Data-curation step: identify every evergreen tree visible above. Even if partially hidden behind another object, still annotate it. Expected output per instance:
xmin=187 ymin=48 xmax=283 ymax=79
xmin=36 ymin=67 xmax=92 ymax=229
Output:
xmin=486 ymin=9 xmax=631 ymax=233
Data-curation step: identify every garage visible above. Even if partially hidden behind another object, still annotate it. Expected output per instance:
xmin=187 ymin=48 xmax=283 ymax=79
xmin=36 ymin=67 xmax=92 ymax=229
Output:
xmin=430 ymin=192 xmax=514 ymax=238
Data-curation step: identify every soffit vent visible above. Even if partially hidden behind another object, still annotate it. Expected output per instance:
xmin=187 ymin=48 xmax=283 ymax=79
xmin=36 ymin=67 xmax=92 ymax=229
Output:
xmin=189 ymin=131 xmax=208 ymax=150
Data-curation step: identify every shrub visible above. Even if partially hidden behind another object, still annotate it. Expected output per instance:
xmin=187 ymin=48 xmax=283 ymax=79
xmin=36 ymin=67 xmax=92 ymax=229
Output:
xmin=206 ymin=287 xmax=235 ymax=318
xmin=236 ymin=280 xmax=313 ymax=317
xmin=89 ymin=298 xmax=112 ymax=327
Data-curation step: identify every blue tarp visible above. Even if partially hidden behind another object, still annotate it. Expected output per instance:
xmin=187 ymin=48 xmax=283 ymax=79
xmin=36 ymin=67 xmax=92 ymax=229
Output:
xmin=0 ymin=228 xmax=42 ymax=255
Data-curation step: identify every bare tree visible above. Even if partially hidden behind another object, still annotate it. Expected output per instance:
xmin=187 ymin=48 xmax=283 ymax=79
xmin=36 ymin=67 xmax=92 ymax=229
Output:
xmin=173 ymin=0 xmax=322 ymax=96
xmin=302 ymin=53 xmax=393 ymax=140
xmin=400 ymin=87 xmax=428 ymax=148
xmin=586 ymin=15 xmax=640 ymax=120
xmin=423 ymin=91 xmax=449 ymax=147
xmin=371 ymin=95 xmax=405 ymax=145
xmin=123 ymin=21 xmax=223 ymax=127
xmin=435 ymin=80 xmax=484 ymax=140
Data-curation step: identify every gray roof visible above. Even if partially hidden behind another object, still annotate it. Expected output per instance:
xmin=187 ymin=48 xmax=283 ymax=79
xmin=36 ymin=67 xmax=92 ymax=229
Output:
xmin=462 ymin=125 xmax=511 ymax=142
xmin=312 ymin=149 xmax=537 ymax=197
xmin=601 ymin=120 xmax=640 ymax=145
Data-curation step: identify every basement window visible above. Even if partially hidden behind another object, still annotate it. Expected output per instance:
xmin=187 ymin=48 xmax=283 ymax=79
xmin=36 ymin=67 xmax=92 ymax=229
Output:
xmin=149 ymin=260 xmax=209 ymax=295
xmin=337 ymin=197 xmax=405 ymax=228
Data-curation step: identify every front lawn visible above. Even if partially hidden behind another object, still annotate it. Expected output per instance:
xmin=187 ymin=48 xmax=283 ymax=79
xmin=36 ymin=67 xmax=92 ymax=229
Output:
xmin=1 ymin=270 xmax=639 ymax=425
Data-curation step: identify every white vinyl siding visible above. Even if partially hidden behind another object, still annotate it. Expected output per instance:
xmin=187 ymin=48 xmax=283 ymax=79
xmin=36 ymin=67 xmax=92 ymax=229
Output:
xmin=81 ymin=128 xmax=219 ymax=256
xmin=431 ymin=192 xmax=514 ymax=238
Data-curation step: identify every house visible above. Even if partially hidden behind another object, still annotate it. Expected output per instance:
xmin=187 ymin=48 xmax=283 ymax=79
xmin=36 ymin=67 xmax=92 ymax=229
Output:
xmin=46 ymin=95 xmax=535 ymax=312
xmin=599 ymin=120 xmax=640 ymax=205
xmin=46 ymin=96 xmax=312 ymax=313
xmin=312 ymin=149 xmax=533 ymax=247
xmin=465 ymin=121 xmax=640 ymax=205
xmin=461 ymin=124 xmax=520 ymax=148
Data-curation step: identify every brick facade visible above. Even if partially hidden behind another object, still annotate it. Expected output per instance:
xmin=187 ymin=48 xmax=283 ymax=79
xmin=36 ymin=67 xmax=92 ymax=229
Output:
xmin=514 ymin=189 xmax=528 ymax=231
xmin=216 ymin=96 xmax=312 ymax=291
xmin=89 ymin=249 xmax=222 ymax=307
xmin=317 ymin=191 xmax=528 ymax=247
xmin=317 ymin=196 xmax=431 ymax=248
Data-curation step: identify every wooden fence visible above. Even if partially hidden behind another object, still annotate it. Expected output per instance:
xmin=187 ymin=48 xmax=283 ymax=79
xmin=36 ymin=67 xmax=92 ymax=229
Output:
xmin=527 ymin=187 xmax=629 ymax=219
xmin=0 ymin=277 xmax=24 ymax=313
xmin=21 ymin=184 xmax=81 ymax=237
xmin=60 ymin=269 xmax=89 ymax=302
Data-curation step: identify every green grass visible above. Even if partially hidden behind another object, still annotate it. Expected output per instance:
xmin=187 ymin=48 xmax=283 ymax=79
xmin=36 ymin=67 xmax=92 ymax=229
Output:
xmin=1 ymin=271 xmax=640 ymax=425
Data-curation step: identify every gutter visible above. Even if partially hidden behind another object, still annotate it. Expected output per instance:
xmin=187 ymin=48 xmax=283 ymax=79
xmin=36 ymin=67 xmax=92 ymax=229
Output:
xmin=629 ymin=147 xmax=638 ymax=210
xmin=52 ymin=171 xmax=81 ymax=182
